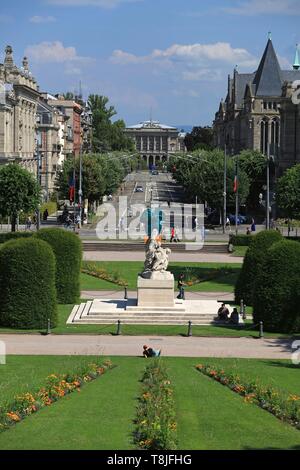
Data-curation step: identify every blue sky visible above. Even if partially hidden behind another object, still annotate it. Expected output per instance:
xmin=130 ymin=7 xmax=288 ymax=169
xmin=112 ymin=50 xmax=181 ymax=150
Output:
xmin=0 ymin=0 xmax=299 ymax=127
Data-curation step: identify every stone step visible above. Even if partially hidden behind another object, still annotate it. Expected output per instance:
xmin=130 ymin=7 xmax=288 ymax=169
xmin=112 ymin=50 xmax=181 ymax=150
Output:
xmin=82 ymin=242 xmax=228 ymax=253
xmin=70 ymin=318 xmax=218 ymax=325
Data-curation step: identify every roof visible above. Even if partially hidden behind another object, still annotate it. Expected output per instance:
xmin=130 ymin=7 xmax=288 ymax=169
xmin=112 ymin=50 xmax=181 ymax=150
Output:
xmin=235 ymin=73 xmax=255 ymax=105
xmin=252 ymin=39 xmax=283 ymax=96
xmin=126 ymin=120 xmax=178 ymax=131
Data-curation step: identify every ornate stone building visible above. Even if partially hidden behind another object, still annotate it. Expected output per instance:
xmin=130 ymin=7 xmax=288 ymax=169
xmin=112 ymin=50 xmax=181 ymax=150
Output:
xmin=125 ymin=120 xmax=186 ymax=167
xmin=0 ymin=46 xmax=39 ymax=172
xmin=279 ymin=81 xmax=300 ymax=173
xmin=213 ymin=38 xmax=300 ymax=173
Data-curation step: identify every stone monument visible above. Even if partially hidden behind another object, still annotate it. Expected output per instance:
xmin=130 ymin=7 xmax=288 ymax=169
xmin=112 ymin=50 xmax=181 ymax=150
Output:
xmin=137 ymin=233 xmax=175 ymax=307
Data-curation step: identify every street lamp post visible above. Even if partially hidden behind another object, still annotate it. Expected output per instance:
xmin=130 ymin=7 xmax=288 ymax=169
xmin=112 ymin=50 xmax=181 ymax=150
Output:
xmin=266 ymin=143 xmax=271 ymax=230
xmin=36 ymin=149 xmax=41 ymax=231
xmin=223 ymin=145 xmax=227 ymax=234
xmin=78 ymin=147 xmax=83 ymax=229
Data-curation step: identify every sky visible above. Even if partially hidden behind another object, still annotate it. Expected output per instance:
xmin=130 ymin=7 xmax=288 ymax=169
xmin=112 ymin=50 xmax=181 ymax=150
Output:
xmin=0 ymin=0 xmax=299 ymax=128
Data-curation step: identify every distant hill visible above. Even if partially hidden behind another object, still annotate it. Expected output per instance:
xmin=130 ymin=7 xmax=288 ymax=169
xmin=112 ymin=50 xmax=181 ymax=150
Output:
xmin=173 ymin=125 xmax=193 ymax=133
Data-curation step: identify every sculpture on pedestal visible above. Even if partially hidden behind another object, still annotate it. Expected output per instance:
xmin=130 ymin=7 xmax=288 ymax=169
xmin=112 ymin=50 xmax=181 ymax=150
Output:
xmin=142 ymin=231 xmax=171 ymax=278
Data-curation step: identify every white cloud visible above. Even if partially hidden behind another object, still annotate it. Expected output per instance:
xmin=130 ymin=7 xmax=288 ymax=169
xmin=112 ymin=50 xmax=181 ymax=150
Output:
xmin=47 ymin=0 xmax=142 ymax=8
xmin=182 ymin=69 xmax=223 ymax=82
xmin=30 ymin=15 xmax=57 ymax=23
xmin=110 ymin=42 xmax=257 ymax=69
xmin=224 ymin=0 xmax=300 ymax=16
xmin=25 ymin=41 xmax=92 ymax=64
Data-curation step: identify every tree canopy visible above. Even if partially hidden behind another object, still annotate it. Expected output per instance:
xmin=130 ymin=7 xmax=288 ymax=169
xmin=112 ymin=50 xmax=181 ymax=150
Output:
xmin=184 ymin=126 xmax=214 ymax=151
xmin=55 ymin=152 xmax=137 ymax=206
xmin=88 ymin=95 xmax=134 ymax=153
xmin=0 ymin=164 xmax=41 ymax=232
xmin=276 ymin=164 xmax=300 ymax=220
xmin=169 ymin=150 xmax=249 ymax=213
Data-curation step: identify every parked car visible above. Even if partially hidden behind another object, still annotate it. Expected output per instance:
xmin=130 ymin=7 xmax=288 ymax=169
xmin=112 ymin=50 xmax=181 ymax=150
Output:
xmin=151 ymin=170 xmax=159 ymax=175
xmin=228 ymin=214 xmax=247 ymax=225
xmin=135 ymin=186 xmax=144 ymax=192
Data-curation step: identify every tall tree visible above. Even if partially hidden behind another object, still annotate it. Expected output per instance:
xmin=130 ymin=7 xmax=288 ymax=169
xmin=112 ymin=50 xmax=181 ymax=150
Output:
xmin=184 ymin=126 xmax=214 ymax=151
xmin=276 ymin=164 xmax=300 ymax=219
xmin=88 ymin=95 xmax=134 ymax=152
xmin=0 ymin=164 xmax=41 ymax=232
xmin=238 ymin=150 xmax=267 ymax=210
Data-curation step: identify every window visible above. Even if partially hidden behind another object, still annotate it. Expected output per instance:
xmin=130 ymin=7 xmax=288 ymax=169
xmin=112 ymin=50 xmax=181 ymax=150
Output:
xmin=260 ymin=120 xmax=269 ymax=155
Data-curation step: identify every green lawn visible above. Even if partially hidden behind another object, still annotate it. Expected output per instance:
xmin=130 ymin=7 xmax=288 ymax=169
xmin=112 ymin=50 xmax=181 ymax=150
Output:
xmin=0 ymin=356 xmax=299 ymax=450
xmin=81 ymin=261 xmax=242 ymax=293
xmin=232 ymin=246 xmax=249 ymax=257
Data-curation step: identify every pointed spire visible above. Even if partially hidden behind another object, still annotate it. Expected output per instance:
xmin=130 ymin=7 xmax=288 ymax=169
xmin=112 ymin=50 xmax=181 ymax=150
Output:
xmin=253 ymin=37 xmax=282 ymax=96
xmin=293 ymin=44 xmax=300 ymax=71
xmin=268 ymin=31 xmax=272 ymax=41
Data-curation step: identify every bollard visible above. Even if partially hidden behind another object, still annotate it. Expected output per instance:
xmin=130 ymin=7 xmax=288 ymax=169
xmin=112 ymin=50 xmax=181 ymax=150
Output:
xmin=187 ymin=320 xmax=192 ymax=337
xmin=116 ymin=320 xmax=121 ymax=336
xmin=124 ymin=287 xmax=128 ymax=300
xmin=47 ymin=318 xmax=51 ymax=335
xmin=259 ymin=321 xmax=264 ymax=338
xmin=240 ymin=299 xmax=244 ymax=317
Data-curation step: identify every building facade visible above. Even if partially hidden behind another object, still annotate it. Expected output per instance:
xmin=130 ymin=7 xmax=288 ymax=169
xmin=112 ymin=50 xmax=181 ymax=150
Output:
xmin=213 ymin=38 xmax=300 ymax=174
xmin=47 ymin=96 xmax=82 ymax=157
xmin=125 ymin=120 xmax=186 ymax=167
xmin=279 ymin=81 xmax=300 ymax=172
xmin=0 ymin=46 xmax=39 ymax=173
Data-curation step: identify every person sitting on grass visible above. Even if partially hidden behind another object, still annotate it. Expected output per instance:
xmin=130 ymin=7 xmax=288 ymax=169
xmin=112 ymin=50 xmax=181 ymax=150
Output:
xmin=143 ymin=345 xmax=161 ymax=358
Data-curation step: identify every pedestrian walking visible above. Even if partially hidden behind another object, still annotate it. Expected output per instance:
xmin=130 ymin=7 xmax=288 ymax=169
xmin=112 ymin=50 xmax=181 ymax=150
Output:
xmin=177 ymin=273 xmax=186 ymax=300
xmin=25 ymin=216 xmax=32 ymax=230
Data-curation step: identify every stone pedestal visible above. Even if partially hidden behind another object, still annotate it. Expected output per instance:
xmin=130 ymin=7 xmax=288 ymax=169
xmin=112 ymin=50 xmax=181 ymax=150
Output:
xmin=137 ymin=272 xmax=175 ymax=307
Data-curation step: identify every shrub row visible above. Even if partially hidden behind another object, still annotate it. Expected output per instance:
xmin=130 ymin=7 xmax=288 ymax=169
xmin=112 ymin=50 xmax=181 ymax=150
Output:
xmin=134 ymin=360 xmax=177 ymax=450
xmin=229 ymin=234 xmax=254 ymax=247
xmin=0 ymin=232 xmax=33 ymax=244
xmin=196 ymin=364 xmax=300 ymax=429
xmin=35 ymin=229 xmax=82 ymax=304
xmin=235 ymin=230 xmax=282 ymax=306
xmin=0 ymin=360 xmax=113 ymax=432
xmin=0 ymin=238 xmax=57 ymax=329
xmin=0 ymin=228 xmax=82 ymax=329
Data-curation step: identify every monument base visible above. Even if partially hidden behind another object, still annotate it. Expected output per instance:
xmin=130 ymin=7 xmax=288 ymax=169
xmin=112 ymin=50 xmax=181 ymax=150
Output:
xmin=137 ymin=271 xmax=175 ymax=307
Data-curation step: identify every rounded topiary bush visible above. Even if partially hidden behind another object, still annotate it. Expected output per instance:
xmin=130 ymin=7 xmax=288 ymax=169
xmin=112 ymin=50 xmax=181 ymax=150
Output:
xmin=235 ymin=230 xmax=282 ymax=306
xmin=35 ymin=228 xmax=82 ymax=303
xmin=0 ymin=238 xmax=57 ymax=329
xmin=253 ymin=240 xmax=300 ymax=333
xmin=0 ymin=232 xmax=33 ymax=245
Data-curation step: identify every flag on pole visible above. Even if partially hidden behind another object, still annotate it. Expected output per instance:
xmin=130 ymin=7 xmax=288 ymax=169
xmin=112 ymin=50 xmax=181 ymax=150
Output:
xmin=69 ymin=177 xmax=75 ymax=202
xmin=233 ymin=163 xmax=238 ymax=193
xmin=233 ymin=175 xmax=238 ymax=193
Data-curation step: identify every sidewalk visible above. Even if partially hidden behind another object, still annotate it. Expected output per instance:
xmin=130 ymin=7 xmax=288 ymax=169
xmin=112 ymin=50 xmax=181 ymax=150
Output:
xmin=83 ymin=251 xmax=244 ymax=263
xmin=0 ymin=334 xmax=293 ymax=359
xmin=81 ymin=290 xmax=235 ymax=301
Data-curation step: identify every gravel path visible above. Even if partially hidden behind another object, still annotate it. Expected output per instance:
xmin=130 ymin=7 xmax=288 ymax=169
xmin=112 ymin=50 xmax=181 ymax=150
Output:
xmin=0 ymin=334 xmax=293 ymax=359
xmin=83 ymin=251 xmax=243 ymax=263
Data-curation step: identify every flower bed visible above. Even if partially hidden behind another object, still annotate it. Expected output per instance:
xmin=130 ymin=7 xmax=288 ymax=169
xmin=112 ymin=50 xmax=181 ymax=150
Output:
xmin=196 ymin=364 xmax=300 ymax=429
xmin=134 ymin=360 xmax=177 ymax=450
xmin=81 ymin=262 xmax=128 ymax=287
xmin=0 ymin=360 xmax=113 ymax=432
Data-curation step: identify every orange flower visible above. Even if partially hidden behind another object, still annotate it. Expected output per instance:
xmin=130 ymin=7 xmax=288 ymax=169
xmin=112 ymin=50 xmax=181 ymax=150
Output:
xmin=7 ymin=412 xmax=21 ymax=422
xmin=289 ymin=394 xmax=300 ymax=402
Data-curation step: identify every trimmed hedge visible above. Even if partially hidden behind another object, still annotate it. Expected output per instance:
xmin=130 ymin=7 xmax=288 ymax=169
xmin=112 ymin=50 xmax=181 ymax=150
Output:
xmin=253 ymin=240 xmax=300 ymax=333
xmin=35 ymin=228 xmax=82 ymax=303
xmin=235 ymin=230 xmax=282 ymax=306
xmin=0 ymin=232 xmax=33 ymax=244
xmin=229 ymin=234 xmax=253 ymax=247
xmin=0 ymin=238 xmax=57 ymax=329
